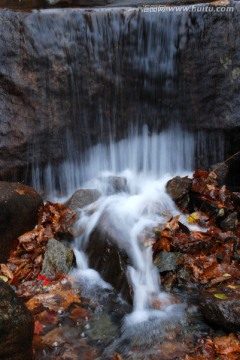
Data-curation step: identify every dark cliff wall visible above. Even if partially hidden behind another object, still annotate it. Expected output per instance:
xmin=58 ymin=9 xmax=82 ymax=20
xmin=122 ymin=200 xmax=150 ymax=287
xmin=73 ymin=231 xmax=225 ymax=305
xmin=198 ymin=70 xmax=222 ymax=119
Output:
xmin=0 ymin=3 xmax=239 ymax=180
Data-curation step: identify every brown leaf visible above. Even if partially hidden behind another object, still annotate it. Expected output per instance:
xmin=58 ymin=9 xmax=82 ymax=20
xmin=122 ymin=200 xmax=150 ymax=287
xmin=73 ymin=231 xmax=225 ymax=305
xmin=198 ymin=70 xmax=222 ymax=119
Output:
xmin=18 ymin=229 xmax=38 ymax=244
xmin=69 ymin=305 xmax=91 ymax=322
xmin=26 ymin=289 xmax=80 ymax=313
xmin=165 ymin=215 xmax=180 ymax=233
xmin=0 ymin=264 xmax=14 ymax=280
xmin=213 ymin=333 xmax=240 ymax=355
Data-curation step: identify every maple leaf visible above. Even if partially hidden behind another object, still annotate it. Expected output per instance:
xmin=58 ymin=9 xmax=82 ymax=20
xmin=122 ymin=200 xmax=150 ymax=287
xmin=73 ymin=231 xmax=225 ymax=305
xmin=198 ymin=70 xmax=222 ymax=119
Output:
xmin=37 ymin=274 xmax=51 ymax=286
xmin=34 ymin=320 xmax=44 ymax=335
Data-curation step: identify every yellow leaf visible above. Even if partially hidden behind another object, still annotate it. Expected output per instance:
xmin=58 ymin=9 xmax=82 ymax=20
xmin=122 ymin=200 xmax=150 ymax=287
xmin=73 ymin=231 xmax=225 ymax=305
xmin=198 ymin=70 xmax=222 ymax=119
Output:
xmin=227 ymin=284 xmax=240 ymax=289
xmin=214 ymin=293 xmax=228 ymax=300
xmin=222 ymin=273 xmax=231 ymax=277
xmin=0 ymin=275 xmax=8 ymax=282
xmin=187 ymin=212 xmax=200 ymax=224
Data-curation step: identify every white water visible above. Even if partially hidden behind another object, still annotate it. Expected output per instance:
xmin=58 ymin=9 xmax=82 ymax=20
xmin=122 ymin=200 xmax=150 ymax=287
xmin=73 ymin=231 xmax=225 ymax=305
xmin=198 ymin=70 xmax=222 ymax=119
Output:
xmin=32 ymin=124 xmax=195 ymax=199
xmin=67 ymin=124 xmax=197 ymax=324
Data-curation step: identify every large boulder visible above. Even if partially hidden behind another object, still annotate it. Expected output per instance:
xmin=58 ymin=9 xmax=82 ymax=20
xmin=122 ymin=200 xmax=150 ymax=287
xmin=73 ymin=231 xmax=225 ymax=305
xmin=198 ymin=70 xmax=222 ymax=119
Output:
xmin=0 ymin=279 xmax=34 ymax=360
xmin=0 ymin=182 xmax=43 ymax=262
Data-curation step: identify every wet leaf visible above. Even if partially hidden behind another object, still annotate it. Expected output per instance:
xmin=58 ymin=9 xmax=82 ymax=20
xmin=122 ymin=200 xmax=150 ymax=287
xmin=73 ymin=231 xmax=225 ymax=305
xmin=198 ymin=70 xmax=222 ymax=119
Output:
xmin=69 ymin=305 xmax=91 ymax=322
xmin=214 ymin=293 xmax=228 ymax=300
xmin=26 ymin=288 xmax=80 ymax=313
xmin=187 ymin=212 xmax=200 ymax=223
xmin=41 ymin=327 xmax=66 ymax=347
xmin=34 ymin=320 xmax=44 ymax=335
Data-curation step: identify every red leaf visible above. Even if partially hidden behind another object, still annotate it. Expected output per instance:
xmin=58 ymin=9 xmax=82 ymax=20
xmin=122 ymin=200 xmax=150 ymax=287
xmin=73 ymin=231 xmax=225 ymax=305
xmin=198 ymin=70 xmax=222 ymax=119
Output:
xmin=34 ymin=320 xmax=44 ymax=335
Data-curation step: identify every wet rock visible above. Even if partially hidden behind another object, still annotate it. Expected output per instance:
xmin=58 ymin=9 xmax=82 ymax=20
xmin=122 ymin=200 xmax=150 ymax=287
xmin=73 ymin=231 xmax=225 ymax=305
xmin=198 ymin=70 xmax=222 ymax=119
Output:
xmin=87 ymin=213 xmax=133 ymax=304
xmin=0 ymin=279 xmax=34 ymax=360
xmin=220 ymin=212 xmax=238 ymax=232
xmin=199 ymin=285 xmax=240 ymax=331
xmin=86 ymin=313 xmax=119 ymax=345
xmin=210 ymin=162 xmax=229 ymax=187
xmin=65 ymin=189 xmax=101 ymax=212
xmin=41 ymin=238 xmax=75 ymax=276
xmin=99 ymin=176 xmax=129 ymax=195
xmin=166 ymin=176 xmax=192 ymax=211
xmin=154 ymin=251 xmax=183 ymax=273
xmin=0 ymin=182 xmax=43 ymax=262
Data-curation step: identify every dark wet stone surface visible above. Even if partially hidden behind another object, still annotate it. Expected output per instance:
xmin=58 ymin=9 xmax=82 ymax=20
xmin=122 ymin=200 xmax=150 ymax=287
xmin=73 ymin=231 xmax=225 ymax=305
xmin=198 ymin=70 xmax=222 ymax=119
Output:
xmin=0 ymin=279 xmax=34 ymax=360
xmin=87 ymin=212 xmax=133 ymax=304
xmin=0 ymin=181 xmax=43 ymax=262
xmin=199 ymin=283 xmax=240 ymax=332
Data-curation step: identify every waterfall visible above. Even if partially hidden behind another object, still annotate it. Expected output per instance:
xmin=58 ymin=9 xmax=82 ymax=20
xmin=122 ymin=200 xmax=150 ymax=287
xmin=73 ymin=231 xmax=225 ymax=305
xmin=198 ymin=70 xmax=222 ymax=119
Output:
xmin=26 ymin=7 xmax=225 ymax=324
xmin=25 ymin=7 xmax=224 ymax=197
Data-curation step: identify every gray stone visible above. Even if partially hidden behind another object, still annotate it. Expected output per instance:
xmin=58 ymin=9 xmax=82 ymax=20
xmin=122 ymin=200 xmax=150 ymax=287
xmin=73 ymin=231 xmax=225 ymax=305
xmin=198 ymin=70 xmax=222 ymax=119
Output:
xmin=41 ymin=238 xmax=75 ymax=276
xmin=0 ymin=182 xmax=43 ymax=262
xmin=65 ymin=189 xmax=101 ymax=212
xmin=220 ymin=211 xmax=238 ymax=232
xmin=154 ymin=251 xmax=183 ymax=273
xmin=0 ymin=279 xmax=34 ymax=360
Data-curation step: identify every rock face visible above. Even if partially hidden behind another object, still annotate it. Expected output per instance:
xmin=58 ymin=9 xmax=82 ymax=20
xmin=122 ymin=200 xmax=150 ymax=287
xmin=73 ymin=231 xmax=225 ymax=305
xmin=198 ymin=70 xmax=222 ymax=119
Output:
xmin=199 ymin=285 xmax=240 ymax=332
xmin=0 ymin=182 xmax=43 ymax=262
xmin=0 ymin=5 xmax=240 ymax=182
xmin=41 ymin=238 xmax=76 ymax=276
xmin=0 ymin=279 xmax=34 ymax=360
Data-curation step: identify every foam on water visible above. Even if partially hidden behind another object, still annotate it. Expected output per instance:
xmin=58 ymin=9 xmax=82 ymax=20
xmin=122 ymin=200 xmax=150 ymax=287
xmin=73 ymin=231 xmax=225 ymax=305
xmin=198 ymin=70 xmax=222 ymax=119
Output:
xmin=71 ymin=169 xmax=188 ymax=323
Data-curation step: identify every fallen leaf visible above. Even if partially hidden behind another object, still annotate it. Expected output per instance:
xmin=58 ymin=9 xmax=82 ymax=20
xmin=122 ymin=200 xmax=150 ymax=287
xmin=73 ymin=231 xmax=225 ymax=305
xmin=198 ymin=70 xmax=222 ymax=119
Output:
xmin=165 ymin=215 xmax=180 ymax=233
xmin=26 ymin=289 xmax=80 ymax=313
xmin=0 ymin=264 xmax=14 ymax=280
xmin=0 ymin=275 xmax=8 ymax=282
xmin=214 ymin=293 xmax=228 ymax=300
xmin=34 ymin=320 xmax=44 ymax=335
